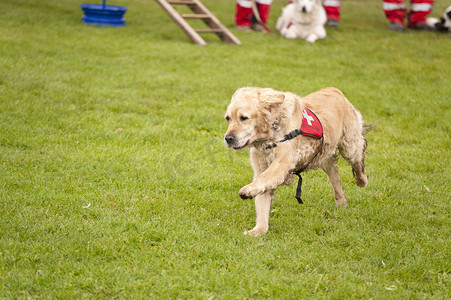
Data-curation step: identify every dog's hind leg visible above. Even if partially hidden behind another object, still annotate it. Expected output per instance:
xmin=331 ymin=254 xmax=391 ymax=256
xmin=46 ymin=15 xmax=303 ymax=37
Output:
xmin=350 ymin=150 xmax=368 ymax=188
xmin=244 ymin=190 xmax=274 ymax=237
xmin=338 ymin=120 xmax=369 ymax=188
xmin=321 ymin=156 xmax=348 ymax=207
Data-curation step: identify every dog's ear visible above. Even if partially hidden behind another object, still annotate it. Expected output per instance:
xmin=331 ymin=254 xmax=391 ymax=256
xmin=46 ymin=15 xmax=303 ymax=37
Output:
xmin=257 ymin=90 xmax=285 ymax=112
xmin=446 ymin=10 xmax=451 ymax=20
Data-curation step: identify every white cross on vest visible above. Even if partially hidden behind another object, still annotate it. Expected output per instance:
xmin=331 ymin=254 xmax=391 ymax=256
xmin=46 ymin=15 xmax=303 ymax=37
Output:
xmin=303 ymin=109 xmax=314 ymax=126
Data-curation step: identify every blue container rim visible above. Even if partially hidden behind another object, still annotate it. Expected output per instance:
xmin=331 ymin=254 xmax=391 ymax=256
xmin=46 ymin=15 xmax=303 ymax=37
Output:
xmin=80 ymin=4 xmax=128 ymax=12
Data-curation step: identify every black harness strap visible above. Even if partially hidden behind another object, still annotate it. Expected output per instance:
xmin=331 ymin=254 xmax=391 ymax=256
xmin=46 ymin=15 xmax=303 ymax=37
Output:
xmin=264 ymin=108 xmax=324 ymax=204
xmin=264 ymin=129 xmax=304 ymax=150
xmin=293 ymin=136 xmax=324 ymax=204
xmin=295 ymin=173 xmax=303 ymax=204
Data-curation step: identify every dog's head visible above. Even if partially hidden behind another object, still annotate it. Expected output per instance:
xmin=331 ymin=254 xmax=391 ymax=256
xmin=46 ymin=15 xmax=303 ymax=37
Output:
xmin=294 ymin=0 xmax=317 ymax=13
xmin=443 ymin=6 xmax=451 ymax=30
xmin=224 ymin=87 xmax=285 ymax=150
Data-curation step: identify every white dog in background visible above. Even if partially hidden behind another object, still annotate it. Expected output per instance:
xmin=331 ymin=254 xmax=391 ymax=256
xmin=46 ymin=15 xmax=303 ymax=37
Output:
xmin=276 ymin=0 xmax=327 ymax=43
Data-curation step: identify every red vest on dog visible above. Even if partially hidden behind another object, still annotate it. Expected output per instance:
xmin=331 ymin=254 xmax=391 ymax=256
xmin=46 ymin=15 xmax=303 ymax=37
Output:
xmin=300 ymin=108 xmax=323 ymax=139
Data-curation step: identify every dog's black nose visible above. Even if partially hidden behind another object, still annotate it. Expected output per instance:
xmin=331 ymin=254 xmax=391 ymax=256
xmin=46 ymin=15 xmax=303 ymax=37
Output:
xmin=225 ymin=134 xmax=236 ymax=146
xmin=302 ymin=6 xmax=307 ymax=13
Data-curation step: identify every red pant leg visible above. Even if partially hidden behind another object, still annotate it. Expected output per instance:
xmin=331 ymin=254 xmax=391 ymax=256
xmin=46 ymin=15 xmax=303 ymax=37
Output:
xmin=235 ymin=0 xmax=253 ymax=26
xmin=408 ymin=0 xmax=434 ymax=27
xmin=323 ymin=0 xmax=341 ymax=21
xmin=256 ymin=2 xmax=271 ymax=24
xmin=383 ymin=0 xmax=406 ymax=24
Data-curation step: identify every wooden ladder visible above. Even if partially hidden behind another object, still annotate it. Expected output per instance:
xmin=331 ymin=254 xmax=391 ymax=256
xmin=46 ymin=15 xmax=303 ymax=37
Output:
xmin=155 ymin=0 xmax=241 ymax=46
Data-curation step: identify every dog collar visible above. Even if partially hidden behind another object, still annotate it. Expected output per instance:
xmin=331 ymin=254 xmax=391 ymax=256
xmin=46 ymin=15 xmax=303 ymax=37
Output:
xmin=265 ymin=108 xmax=323 ymax=150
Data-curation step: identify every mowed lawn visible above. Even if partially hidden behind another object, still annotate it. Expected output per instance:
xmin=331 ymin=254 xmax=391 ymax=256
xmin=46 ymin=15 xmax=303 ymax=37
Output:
xmin=0 ymin=0 xmax=450 ymax=298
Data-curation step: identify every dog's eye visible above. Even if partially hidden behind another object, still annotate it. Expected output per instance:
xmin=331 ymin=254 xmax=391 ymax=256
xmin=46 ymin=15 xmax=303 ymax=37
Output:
xmin=240 ymin=116 xmax=249 ymax=121
xmin=225 ymin=116 xmax=231 ymax=122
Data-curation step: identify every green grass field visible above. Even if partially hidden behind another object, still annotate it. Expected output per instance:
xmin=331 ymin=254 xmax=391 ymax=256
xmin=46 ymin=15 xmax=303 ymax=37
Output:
xmin=1 ymin=0 xmax=450 ymax=298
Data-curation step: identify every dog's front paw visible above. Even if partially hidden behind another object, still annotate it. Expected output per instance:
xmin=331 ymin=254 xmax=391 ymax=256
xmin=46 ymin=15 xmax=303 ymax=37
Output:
xmin=244 ymin=227 xmax=268 ymax=237
xmin=238 ymin=184 xmax=264 ymax=199
xmin=285 ymin=29 xmax=297 ymax=39
xmin=355 ymin=174 xmax=368 ymax=188
xmin=335 ymin=197 xmax=348 ymax=207
xmin=305 ymin=34 xmax=317 ymax=43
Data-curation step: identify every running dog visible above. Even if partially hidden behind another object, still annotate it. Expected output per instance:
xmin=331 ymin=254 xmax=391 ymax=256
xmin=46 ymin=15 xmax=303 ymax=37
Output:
xmin=224 ymin=87 xmax=371 ymax=236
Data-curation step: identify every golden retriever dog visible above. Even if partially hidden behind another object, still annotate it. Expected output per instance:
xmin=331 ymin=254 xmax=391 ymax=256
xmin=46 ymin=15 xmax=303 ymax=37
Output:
xmin=224 ymin=87 xmax=370 ymax=236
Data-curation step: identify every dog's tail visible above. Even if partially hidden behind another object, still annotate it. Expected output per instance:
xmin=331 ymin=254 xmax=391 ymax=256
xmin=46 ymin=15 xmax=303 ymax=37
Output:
xmin=426 ymin=16 xmax=449 ymax=32
xmin=426 ymin=17 xmax=440 ymax=28
xmin=362 ymin=123 xmax=375 ymax=158
xmin=363 ymin=123 xmax=376 ymax=135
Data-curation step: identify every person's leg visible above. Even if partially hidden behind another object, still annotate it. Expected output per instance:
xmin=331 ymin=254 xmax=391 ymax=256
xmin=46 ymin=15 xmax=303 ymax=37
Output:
xmin=256 ymin=0 xmax=273 ymax=24
xmin=383 ymin=0 xmax=407 ymax=31
xmin=408 ymin=0 xmax=435 ymax=29
xmin=323 ymin=0 xmax=341 ymax=27
xmin=235 ymin=0 xmax=253 ymax=30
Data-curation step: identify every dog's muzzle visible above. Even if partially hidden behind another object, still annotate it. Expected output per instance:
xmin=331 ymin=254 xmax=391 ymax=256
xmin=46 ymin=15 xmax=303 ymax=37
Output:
xmin=224 ymin=134 xmax=236 ymax=147
xmin=225 ymin=134 xmax=249 ymax=150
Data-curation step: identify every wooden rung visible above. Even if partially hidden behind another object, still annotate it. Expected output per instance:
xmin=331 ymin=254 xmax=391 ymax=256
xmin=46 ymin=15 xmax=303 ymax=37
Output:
xmin=155 ymin=0 xmax=241 ymax=46
xmin=167 ymin=1 xmax=195 ymax=4
xmin=195 ymin=29 xmax=224 ymax=33
xmin=182 ymin=14 xmax=210 ymax=19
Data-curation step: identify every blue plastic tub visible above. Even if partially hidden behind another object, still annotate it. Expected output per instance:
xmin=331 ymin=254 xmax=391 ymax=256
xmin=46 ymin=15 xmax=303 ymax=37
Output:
xmin=80 ymin=4 xmax=128 ymax=26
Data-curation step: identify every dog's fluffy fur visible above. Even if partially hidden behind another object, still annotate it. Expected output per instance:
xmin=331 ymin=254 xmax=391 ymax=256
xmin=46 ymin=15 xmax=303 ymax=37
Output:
xmin=276 ymin=0 xmax=326 ymax=43
xmin=224 ymin=87 xmax=371 ymax=236
xmin=426 ymin=5 xmax=451 ymax=33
